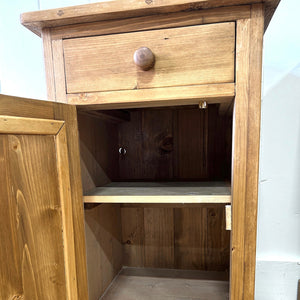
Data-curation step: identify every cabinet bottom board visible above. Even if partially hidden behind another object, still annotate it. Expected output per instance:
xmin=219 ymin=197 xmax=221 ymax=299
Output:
xmin=101 ymin=267 xmax=229 ymax=300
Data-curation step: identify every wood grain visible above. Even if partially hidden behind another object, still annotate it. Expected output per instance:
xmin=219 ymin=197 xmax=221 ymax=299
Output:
xmin=176 ymin=108 xmax=208 ymax=179
xmin=68 ymin=83 xmax=234 ymax=110
xmin=0 ymin=95 xmax=88 ymax=299
xmin=20 ymin=0 xmax=279 ymax=36
xmin=174 ymin=208 xmax=207 ymax=269
xmin=231 ymin=17 xmax=251 ymax=300
xmin=208 ymin=105 xmax=232 ymax=180
xmin=63 ymin=22 xmax=235 ymax=94
xmin=121 ymin=207 xmax=145 ymax=267
xmin=207 ymin=206 xmax=230 ymax=271
xmin=42 ymin=28 xmax=56 ymax=100
xmin=50 ymin=6 xmax=250 ymax=40
xmin=114 ymin=105 xmax=231 ymax=183
xmin=230 ymin=4 xmax=264 ymax=299
xmin=84 ymin=204 xmax=122 ymax=300
xmin=0 ymin=115 xmax=63 ymax=135
xmin=0 ymin=94 xmax=54 ymax=119
xmin=243 ymin=4 xmax=264 ymax=299
xmin=120 ymin=205 xmax=230 ymax=271
xmin=118 ymin=109 xmax=174 ymax=181
xmin=56 ymin=125 xmax=78 ymax=300
xmin=52 ymin=39 xmax=67 ymax=103
xmin=0 ymin=134 xmax=67 ymax=299
xmin=84 ymin=182 xmax=231 ymax=204
xmin=0 ymin=112 xmax=84 ymax=299
xmin=0 ymin=135 xmax=23 ymax=299
xmin=144 ymin=208 xmax=174 ymax=268
xmin=53 ymin=103 xmax=89 ymax=300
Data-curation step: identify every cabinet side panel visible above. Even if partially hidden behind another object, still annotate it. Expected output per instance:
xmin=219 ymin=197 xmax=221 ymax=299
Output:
xmin=85 ymin=204 xmax=122 ymax=300
xmin=77 ymin=112 xmax=119 ymax=192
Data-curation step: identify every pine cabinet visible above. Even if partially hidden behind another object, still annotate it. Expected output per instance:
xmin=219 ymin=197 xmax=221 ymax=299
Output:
xmin=0 ymin=1 xmax=280 ymax=299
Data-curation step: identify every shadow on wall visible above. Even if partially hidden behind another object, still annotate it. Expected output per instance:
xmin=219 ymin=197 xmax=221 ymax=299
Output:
xmin=256 ymin=65 xmax=300 ymax=300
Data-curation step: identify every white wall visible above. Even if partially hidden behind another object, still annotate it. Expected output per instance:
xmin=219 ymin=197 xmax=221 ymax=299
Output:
xmin=0 ymin=0 xmax=299 ymax=299
xmin=255 ymin=1 xmax=300 ymax=299
xmin=0 ymin=0 xmax=45 ymax=99
xmin=0 ymin=0 xmax=110 ymax=99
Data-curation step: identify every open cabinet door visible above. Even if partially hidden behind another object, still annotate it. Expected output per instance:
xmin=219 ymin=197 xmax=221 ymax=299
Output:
xmin=0 ymin=95 xmax=88 ymax=300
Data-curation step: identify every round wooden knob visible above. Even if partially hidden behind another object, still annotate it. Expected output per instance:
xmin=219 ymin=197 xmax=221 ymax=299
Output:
xmin=133 ymin=47 xmax=155 ymax=71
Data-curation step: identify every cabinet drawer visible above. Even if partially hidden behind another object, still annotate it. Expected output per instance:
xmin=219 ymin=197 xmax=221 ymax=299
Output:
xmin=63 ymin=22 xmax=235 ymax=94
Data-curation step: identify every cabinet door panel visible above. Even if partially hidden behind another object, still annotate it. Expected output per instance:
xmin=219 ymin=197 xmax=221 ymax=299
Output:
xmin=0 ymin=116 xmax=77 ymax=300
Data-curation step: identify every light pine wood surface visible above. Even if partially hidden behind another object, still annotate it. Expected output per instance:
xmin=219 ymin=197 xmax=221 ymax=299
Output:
xmin=53 ymin=103 xmax=89 ymax=300
xmin=0 ymin=115 xmax=63 ymax=135
xmin=21 ymin=0 xmax=279 ymax=36
xmin=42 ymin=28 xmax=56 ymax=100
xmin=50 ymin=5 xmax=250 ymax=40
xmin=0 ymin=95 xmax=89 ymax=300
xmin=230 ymin=4 xmax=264 ymax=300
xmin=0 ymin=94 xmax=54 ymax=119
xmin=55 ymin=125 xmax=78 ymax=300
xmin=84 ymin=182 xmax=231 ymax=204
xmin=63 ymin=22 xmax=235 ymax=94
xmin=243 ymin=4 xmax=264 ymax=298
xmin=0 ymin=116 xmax=77 ymax=299
xmin=68 ymin=83 xmax=234 ymax=109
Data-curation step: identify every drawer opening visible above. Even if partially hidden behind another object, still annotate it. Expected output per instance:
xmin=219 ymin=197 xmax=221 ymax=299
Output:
xmin=78 ymin=103 xmax=232 ymax=299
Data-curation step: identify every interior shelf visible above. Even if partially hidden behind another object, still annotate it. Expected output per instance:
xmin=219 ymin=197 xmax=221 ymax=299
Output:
xmin=84 ymin=181 xmax=231 ymax=204
xmin=101 ymin=267 xmax=229 ymax=300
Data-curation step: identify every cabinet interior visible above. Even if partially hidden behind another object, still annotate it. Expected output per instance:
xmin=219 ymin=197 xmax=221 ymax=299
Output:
xmin=77 ymin=104 xmax=233 ymax=299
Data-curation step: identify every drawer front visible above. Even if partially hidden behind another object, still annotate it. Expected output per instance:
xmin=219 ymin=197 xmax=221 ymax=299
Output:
xmin=63 ymin=22 xmax=235 ymax=94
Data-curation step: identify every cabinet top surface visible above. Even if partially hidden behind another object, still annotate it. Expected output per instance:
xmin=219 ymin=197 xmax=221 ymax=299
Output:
xmin=21 ymin=0 xmax=280 ymax=36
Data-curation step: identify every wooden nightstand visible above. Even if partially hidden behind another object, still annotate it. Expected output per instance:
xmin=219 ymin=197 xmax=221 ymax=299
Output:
xmin=0 ymin=1 xmax=280 ymax=299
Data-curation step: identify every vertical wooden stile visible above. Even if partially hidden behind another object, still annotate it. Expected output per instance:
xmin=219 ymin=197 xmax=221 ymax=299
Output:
xmin=52 ymin=39 xmax=68 ymax=103
xmin=42 ymin=28 xmax=55 ymax=100
xmin=231 ymin=4 xmax=264 ymax=300
xmin=243 ymin=4 xmax=264 ymax=300
xmin=56 ymin=125 xmax=78 ymax=300
xmin=54 ymin=103 xmax=89 ymax=300
xmin=231 ymin=17 xmax=251 ymax=300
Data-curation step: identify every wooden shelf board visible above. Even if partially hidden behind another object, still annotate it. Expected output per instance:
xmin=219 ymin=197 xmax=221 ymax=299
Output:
xmin=84 ymin=181 xmax=231 ymax=204
xmin=101 ymin=267 xmax=229 ymax=300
